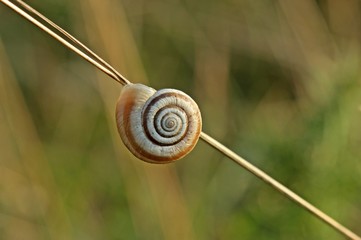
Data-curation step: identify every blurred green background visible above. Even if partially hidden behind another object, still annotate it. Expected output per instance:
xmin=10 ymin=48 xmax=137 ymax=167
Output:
xmin=0 ymin=0 xmax=361 ymax=239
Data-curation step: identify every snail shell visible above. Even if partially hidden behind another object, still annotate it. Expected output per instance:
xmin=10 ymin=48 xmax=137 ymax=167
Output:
xmin=115 ymin=83 xmax=202 ymax=163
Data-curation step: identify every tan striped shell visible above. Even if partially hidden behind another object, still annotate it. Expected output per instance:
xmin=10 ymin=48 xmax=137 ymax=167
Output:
xmin=115 ymin=83 xmax=202 ymax=163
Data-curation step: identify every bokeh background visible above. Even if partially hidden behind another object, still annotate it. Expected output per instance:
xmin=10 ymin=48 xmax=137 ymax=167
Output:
xmin=0 ymin=0 xmax=361 ymax=239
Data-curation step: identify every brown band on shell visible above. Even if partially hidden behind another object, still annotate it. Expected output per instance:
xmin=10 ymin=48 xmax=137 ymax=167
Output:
xmin=142 ymin=104 xmax=189 ymax=146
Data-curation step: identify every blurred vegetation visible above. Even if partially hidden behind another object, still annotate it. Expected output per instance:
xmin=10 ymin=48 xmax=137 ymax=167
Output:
xmin=0 ymin=0 xmax=361 ymax=239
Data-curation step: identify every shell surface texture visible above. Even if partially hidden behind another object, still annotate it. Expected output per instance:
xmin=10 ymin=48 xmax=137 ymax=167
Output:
xmin=116 ymin=84 xmax=202 ymax=163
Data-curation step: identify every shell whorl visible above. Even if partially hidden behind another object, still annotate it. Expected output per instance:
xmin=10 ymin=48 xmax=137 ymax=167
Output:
xmin=116 ymin=83 xmax=202 ymax=163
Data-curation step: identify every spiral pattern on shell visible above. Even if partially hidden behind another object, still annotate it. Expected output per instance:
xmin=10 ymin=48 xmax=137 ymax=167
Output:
xmin=116 ymin=83 xmax=202 ymax=163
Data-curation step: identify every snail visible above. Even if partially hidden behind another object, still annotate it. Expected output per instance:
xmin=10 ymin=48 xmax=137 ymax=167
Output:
xmin=115 ymin=83 xmax=202 ymax=163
